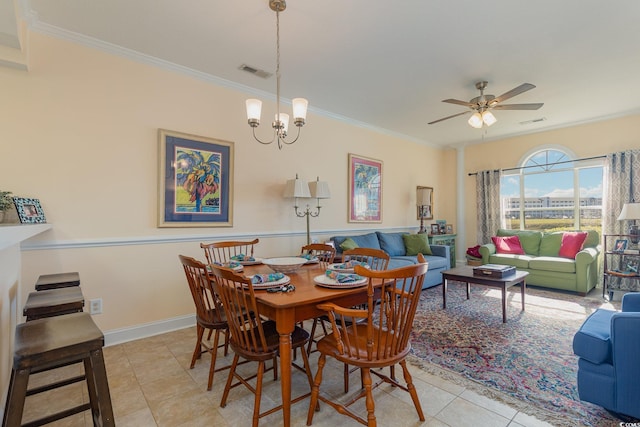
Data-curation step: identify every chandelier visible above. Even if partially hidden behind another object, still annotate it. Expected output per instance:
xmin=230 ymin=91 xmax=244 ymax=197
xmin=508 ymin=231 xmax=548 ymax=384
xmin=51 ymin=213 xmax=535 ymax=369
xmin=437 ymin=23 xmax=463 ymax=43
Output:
xmin=245 ymin=0 xmax=308 ymax=150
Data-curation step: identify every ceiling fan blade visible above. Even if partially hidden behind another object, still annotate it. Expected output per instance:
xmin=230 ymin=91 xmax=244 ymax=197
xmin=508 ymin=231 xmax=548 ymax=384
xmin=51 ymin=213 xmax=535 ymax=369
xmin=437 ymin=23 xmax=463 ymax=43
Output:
xmin=492 ymin=103 xmax=544 ymax=110
xmin=442 ymin=98 xmax=475 ymax=108
xmin=491 ymin=83 xmax=536 ymax=104
xmin=428 ymin=111 xmax=471 ymax=125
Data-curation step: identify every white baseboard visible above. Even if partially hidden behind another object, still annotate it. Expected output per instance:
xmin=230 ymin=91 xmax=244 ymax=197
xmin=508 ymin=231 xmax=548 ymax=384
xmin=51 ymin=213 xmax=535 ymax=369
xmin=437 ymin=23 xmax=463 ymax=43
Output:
xmin=103 ymin=314 xmax=196 ymax=346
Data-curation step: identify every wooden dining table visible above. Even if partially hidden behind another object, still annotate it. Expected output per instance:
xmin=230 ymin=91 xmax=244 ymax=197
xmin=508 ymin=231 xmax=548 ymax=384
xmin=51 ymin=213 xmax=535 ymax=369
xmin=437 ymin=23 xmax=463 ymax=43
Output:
xmin=242 ymin=262 xmax=376 ymax=427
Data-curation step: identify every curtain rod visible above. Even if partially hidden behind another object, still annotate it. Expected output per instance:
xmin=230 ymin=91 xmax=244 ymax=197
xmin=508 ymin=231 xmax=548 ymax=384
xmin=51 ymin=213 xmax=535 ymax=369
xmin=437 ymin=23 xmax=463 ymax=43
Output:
xmin=467 ymin=155 xmax=606 ymax=176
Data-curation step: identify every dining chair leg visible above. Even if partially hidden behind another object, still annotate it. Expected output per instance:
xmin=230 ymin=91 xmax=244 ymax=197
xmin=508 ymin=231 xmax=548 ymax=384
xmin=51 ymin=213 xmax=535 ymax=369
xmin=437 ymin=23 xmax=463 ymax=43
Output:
xmin=253 ymin=360 xmax=265 ymax=427
xmin=400 ymin=360 xmax=425 ymax=421
xmin=207 ymin=329 xmax=222 ymax=391
xmin=362 ymin=367 xmax=376 ymax=427
xmin=306 ymin=353 xmax=327 ymax=425
xmin=191 ymin=325 xmax=205 ymax=368
xmin=220 ymin=354 xmax=240 ymax=408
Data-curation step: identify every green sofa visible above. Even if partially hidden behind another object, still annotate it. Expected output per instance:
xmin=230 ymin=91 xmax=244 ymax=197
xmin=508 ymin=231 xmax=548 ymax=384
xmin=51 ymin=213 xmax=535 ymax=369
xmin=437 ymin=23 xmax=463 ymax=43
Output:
xmin=478 ymin=229 xmax=601 ymax=295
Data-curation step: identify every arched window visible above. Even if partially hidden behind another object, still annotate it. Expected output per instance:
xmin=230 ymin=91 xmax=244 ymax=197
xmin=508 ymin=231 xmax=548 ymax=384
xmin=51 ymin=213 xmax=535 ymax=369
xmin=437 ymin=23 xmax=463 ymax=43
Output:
xmin=500 ymin=146 xmax=603 ymax=232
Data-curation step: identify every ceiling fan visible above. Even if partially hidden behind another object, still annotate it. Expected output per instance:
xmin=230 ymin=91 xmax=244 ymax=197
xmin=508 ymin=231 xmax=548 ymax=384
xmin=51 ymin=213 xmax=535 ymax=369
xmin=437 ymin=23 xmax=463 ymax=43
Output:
xmin=428 ymin=81 xmax=544 ymax=128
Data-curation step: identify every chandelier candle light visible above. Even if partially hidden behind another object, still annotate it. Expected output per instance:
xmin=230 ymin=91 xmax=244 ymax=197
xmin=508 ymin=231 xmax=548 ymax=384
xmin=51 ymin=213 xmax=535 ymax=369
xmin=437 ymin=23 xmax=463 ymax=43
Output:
xmin=284 ymin=175 xmax=331 ymax=245
xmin=245 ymin=0 xmax=308 ymax=150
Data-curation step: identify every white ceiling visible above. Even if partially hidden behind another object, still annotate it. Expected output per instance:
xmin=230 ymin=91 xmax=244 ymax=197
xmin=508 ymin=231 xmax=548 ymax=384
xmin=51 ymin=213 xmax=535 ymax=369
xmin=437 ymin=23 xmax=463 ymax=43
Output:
xmin=4 ymin=0 xmax=640 ymax=147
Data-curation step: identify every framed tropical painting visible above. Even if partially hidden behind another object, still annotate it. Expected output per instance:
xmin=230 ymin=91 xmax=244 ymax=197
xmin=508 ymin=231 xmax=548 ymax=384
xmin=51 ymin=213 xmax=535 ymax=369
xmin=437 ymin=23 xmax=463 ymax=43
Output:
xmin=158 ymin=129 xmax=234 ymax=227
xmin=348 ymin=153 xmax=382 ymax=223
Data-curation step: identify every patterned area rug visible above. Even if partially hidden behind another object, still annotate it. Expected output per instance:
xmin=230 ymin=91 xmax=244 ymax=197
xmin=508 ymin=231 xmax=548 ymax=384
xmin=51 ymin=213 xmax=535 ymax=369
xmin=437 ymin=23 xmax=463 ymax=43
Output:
xmin=409 ymin=283 xmax=627 ymax=427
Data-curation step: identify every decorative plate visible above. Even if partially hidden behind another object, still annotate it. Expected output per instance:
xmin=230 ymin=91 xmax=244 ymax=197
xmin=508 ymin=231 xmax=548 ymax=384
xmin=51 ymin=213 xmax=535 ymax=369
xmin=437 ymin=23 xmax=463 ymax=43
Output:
xmin=238 ymin=257 xmax=263 ymax=266
xmin=313 ymin=274 xmax=367 ymax=289
xmin=304 ymin=257 xmax=320 ymax=264
xmin=327 ymin=263 xmax=369 ymax=273
xmin=246 ymin=274 xmax=291 ymax=289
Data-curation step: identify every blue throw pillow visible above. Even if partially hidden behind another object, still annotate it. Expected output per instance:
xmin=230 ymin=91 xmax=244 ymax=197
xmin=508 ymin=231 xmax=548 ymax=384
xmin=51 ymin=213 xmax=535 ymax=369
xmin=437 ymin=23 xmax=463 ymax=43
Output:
xmin=376 ymin=232 xmax=407 ymax=256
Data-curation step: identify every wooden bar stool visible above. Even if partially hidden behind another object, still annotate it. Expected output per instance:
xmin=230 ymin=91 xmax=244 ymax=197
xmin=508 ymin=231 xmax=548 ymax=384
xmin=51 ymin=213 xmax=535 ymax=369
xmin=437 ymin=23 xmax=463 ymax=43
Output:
xmin=23 ymin=287 xmax=85 ymax=321
xmin=34 ymin=272 xmax=80 ymax=291
xmin=2 ymin=312 xmax=114 ymax=427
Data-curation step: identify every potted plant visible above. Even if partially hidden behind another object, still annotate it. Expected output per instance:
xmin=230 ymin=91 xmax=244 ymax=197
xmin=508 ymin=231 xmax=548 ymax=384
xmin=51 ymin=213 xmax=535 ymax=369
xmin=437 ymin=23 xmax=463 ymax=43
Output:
xmin=0 ymin=191 xmax=14 ymax=222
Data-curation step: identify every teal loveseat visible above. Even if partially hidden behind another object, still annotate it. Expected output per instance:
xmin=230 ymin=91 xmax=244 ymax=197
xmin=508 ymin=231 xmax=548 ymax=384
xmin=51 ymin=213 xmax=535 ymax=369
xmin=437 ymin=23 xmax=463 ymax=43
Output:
xmin=478 ymin=229 xmax=601 ymax=295
xmin=329 ymin=231 xmax=451 ymax=290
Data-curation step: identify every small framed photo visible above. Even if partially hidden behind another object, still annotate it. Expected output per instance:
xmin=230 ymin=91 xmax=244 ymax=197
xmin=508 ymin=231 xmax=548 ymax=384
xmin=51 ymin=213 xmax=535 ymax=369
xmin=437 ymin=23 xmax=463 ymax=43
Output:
xmin=13 ymin=197 xmax=47 ymax=224
xmin=613 ymin=239 xmax=628 ymax=253
xmin=445 ymin=224 xmax=454 ymax=234
xmin=430 ymin=224 xmax=440 ymax=235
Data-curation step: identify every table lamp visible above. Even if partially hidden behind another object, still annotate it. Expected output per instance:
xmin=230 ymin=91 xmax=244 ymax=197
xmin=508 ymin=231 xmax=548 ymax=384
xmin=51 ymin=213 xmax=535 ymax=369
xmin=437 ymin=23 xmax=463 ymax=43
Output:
xmin=617 ymin=202 xmax=640 ymax=244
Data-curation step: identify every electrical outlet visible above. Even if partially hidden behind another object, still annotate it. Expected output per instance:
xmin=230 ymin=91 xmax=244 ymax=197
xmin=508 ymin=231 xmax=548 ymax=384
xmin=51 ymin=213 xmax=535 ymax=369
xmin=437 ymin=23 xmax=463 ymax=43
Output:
xmin=89 ymin=298 xmax=103 ymax=315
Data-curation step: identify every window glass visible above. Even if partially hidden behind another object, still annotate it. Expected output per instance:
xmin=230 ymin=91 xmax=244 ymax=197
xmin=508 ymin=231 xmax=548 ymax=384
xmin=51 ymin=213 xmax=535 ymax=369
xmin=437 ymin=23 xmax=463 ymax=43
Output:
xmin=499 ymin=149 xmax=603 ymax=233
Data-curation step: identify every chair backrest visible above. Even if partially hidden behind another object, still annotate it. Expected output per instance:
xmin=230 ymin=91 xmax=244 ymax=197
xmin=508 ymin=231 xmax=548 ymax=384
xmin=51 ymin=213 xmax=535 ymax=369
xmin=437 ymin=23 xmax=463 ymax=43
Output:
xmin=320 ymin=254 xmax=428 ymax=363
xmin=209 ymin=265 xmax=272 ymax=356
xmin=343 ymin=247 xmax=390 ymax=271
xmin=200 ymin=239 xmax=260 ymax=265
xmin=301 ymin=243 xmax=336 ymax=269
xmin=179 ymin=255 xmax=225 ymax=326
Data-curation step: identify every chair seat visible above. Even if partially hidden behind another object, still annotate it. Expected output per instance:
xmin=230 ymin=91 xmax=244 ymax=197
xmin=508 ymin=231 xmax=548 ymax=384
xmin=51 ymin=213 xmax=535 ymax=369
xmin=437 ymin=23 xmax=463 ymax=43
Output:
xmin=317 ymin=324 xmax=409 ymax=366
xmin=572 ymin=309 xmax=615 ymax=364
xmin=23 ymin=287 xmax=85 ymax=321
xmin=35 ymin=272 xmax=80 ymax=291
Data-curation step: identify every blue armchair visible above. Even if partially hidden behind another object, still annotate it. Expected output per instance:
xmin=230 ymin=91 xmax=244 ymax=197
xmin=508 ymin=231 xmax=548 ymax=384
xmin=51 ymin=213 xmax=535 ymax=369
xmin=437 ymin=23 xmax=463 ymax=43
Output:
xmin=572 ymin=292 xmax=640 ymax=419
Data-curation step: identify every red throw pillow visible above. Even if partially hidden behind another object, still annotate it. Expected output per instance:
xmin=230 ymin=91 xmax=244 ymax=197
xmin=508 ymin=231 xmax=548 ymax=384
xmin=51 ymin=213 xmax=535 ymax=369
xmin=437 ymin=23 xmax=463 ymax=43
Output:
xmin=558 ymin=231 xmax=588 ymax=259
xmin=491 ymin=235 xmax=526 ymax=255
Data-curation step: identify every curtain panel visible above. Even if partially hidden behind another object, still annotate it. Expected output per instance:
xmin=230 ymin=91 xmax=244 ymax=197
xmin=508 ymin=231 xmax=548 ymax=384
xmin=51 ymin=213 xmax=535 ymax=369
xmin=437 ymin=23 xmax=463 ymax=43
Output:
xmin=604 ymin=149 xmax=640 ymax=293
xmin=475 ymin=169 xmax=502 ymax=244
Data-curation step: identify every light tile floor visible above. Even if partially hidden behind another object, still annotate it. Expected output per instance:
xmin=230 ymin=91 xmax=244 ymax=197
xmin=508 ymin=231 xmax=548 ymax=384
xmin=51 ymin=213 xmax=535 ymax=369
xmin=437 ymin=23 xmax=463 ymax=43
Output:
xmin=18 ymin=320 xmax=564 ymax=427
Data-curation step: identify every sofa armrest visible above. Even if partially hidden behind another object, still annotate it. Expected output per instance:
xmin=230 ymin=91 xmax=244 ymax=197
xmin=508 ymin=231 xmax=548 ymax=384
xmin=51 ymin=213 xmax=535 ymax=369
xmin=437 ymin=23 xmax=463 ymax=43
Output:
xmin=575 ymin=247 xmax=598 ymax=266
xmin=622 ymin=293 xmax=640 ymax=312
xmin=429 ymin=245 xmax=450 ymax=267
xmin=478 ymin=244 xmax=496 ymax=264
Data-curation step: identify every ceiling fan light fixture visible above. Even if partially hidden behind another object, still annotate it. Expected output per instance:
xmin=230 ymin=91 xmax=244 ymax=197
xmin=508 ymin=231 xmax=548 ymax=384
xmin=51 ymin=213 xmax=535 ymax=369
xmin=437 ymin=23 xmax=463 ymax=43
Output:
xmin=468 ymin=112 xmax=483 ymax=128
xmin=482 ymin=110 xmax=497 ymax=126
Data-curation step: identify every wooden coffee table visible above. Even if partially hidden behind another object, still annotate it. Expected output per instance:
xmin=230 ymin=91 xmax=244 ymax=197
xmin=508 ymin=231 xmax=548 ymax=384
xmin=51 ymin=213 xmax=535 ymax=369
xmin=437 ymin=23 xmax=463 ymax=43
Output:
xmin=441 ymin=266 xmax=528 ymax=323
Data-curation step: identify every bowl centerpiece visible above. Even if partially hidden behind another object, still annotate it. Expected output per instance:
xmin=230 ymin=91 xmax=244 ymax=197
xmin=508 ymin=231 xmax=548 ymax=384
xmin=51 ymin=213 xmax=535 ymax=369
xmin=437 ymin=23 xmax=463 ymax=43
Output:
xmin=262 ymin=257 xmax=307 ymax=274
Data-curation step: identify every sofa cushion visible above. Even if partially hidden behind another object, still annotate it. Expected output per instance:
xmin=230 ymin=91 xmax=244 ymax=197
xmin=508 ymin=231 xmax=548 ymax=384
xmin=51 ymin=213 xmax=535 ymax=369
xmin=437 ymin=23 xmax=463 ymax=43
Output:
xmin=391 ymin=255 xmax=449 ymax=270
xmin=559 ymin=231 xmax=588 ymax=259
xmin=539 ymin=232 xmax=563 ymax=257
xmin=497 ymin=229 xmax=542 ymax=256
xmin=492 ymin=235 xmax=526 ymax=255
xmin=339 ymin=238 xmax=359 ymax=251
xmin=376 ymin=232 xmax=407 ymax=256
xmin=402 ymin=234 xmax=432 ymax=255
xmin=331 ymin=232 xmax=381 ymax=254
xmin=573 ymin=309 xmax=615 ymax=364
xmin=529 ymin=256 xmax=576 ymax=273
xmin=488 ymin=254 xmax=533 ymax=269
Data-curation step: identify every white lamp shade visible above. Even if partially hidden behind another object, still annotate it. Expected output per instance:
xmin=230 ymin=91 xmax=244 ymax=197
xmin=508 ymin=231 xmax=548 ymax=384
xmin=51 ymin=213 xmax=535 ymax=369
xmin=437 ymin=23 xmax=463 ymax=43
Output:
xmin=309 ymin=179 xmax=331 ymax=199
xmin=246 ymin=99 xmax=262 ymax=121
xmin=416 ymin=187 xmax=432 ymax=206
xmin=292 ymin=98 xmax=308 ymax=120
xmin=283 ymin=176 xmax=311 ymax=198
xmin=617 ymin=203 xmax=640 ymax=220
xmin=482 ymin=110 xmax=497 ymax=126
xmin=276 ymin=113 xmax=290 ymax=134
xmin=468 ymin=112 xmax=483 ymax=128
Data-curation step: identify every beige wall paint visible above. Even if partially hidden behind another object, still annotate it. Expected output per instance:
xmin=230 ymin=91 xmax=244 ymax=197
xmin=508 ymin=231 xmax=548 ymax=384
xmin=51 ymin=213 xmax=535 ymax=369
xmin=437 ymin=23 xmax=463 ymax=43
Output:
xmin=0 ymin=32 xmax=447 ymax=334
xmin=461 ymin=114 xmax=640 ymax=252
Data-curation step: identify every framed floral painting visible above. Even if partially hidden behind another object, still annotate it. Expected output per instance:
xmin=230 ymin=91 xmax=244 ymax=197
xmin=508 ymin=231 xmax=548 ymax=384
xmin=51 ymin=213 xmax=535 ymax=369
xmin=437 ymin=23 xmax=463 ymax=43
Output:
xmin=348 ymin=154 xmax=382 ymax=223
xmin=158 ymin=129 xmax=234 ymax=227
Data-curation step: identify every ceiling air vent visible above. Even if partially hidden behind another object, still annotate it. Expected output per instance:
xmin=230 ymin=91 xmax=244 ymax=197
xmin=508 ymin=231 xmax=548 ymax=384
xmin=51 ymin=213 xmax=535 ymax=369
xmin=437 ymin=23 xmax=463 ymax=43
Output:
xmin=239 ymin=64 xmax=272 ymax=79
xmin=519 ymin=117 xmax=547 ymax=125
